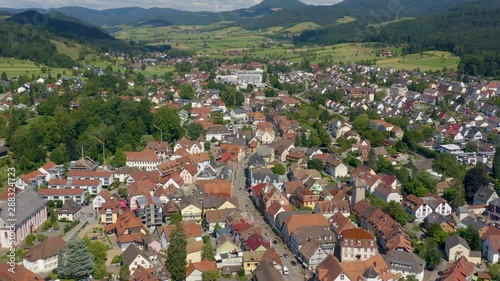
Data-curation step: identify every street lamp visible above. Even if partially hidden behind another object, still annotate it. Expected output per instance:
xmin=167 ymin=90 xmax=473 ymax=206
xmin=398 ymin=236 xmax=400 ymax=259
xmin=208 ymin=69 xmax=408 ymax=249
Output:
xmin=153 ymin=124 xmax=163 ymax=142
xmin=93 ymin=136 xmax=105 ymax=165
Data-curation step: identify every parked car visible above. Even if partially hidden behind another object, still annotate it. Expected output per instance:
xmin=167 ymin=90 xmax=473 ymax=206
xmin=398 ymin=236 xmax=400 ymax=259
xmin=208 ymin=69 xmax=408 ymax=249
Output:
xmin=283 ymin=254 xmax=289 ymax=258
xmin=291 ymin=261 xmax=297 ymax=266
xmin=283 ymin=266 xmax=289 ymax=275
xmin=273 ymin=240 xmax=278 ymax=245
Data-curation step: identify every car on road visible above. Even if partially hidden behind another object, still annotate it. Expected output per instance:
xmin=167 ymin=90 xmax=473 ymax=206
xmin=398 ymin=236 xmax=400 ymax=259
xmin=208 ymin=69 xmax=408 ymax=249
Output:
xmin=90 ymin=237 xmax=97 ymax=241
xmin=245 ymin=204 xmax=249 ymax=207
xmin=273 ymin=240 xmax=277 ymax=245
xmin=291 ymin=261 xmax=297 ymax=266
xmin=265 ymin=233 xmax=269 ymax=237
xmin=283 ymin=266 xmax=289 ymax=275
xmin=283 ymin=254 xmax=289 ymax=258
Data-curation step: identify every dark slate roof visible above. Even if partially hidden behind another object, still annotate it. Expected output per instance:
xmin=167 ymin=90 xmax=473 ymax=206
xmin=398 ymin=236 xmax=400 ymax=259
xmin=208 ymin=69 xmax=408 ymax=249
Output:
xmin=489 ymin=198 xmax=500 ymax=208
xmin=445 ymin=234 xmax=470 ymax=254
xmin=0 ymin=188 xmax=45 ymax=227
xmin=475 ymin=186 xmax=497 ymax=201
xmin=363 ymin=266 xmax=378 ymax=278
xmin=383 ymin=251 xmax=425 ymax=273
xmin=121 ymin=244 xmax=147 ymax=266
xmin=424 ymin=213 xmax=446 ymax=225
xmin=460 ymin=216 xmax=487 ymax=231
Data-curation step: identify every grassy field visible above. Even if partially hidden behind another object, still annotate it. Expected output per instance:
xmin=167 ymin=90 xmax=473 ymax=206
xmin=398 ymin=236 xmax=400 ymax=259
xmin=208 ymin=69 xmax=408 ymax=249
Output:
xmin=376 ymin=51 xmax=460 ymax=71
xmin=335 ymin=16 xmax=357 ymax=24
xmin=282 ymin=22 xmax=322 ymax=33
xmin=51 ymin=40 xmax=82 ymax=61
xmin=369 ymin=17 xmax=415 ymax=28
xmin=114 ymin=23 xmax=459 ymax=72
xmin=0 ymin=58 xmax=67 ymax=78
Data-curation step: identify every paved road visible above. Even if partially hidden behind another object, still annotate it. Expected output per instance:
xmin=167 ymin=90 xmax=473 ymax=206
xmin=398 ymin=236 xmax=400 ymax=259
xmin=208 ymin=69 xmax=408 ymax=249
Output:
xmin=63 ymin=204 xmax=98 ymax=242
xmin=233 ymin=158 xmax=307 ymax=281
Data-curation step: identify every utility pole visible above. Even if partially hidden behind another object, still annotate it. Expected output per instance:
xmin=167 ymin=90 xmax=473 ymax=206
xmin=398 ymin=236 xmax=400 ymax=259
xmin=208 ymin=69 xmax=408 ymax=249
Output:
xmin=153 ymin=124 xmax=163 ymax=142
xmin=93 ymin=136 xmax=105 ymax=165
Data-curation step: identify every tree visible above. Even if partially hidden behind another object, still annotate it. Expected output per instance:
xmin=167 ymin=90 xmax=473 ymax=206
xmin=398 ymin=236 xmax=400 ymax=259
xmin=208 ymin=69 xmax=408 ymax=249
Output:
xmin=493 ymin=147 xmax=500 ymax=179
xmin=307 ymin=158 xmax=324 ymax=171
xmin=1 ymin=72 xmax=7 ymax=81
xmin=464 ymin=163 xmax=490 ymax=201
xmin=50 ymin=144 xmax=67 ymax=164
xmin=180 ymin=83 xmax=195 ymax=100
xmin=458 ymin=225 xmax=482 ymax=251
xmin=487 ymin=263 xmax=500 ymax=281
xmin=169 ymin=213 xmax=183 ymax=225
xmin=25 ymin=234 xmax=36 ymax=245
xmin=384 ymin=201 xmax=410 ymax=226
xmin=119 ymin=263 xmax=131 ymax=281
xmin=426 ymin=223 xmax=448 ymax=245
xmin=319 ymin=110 xmax=330 ymax=122
xmin=271 ymin=163 xmax=286 ymax=175
xmin=443 ymin=183 xmax=466 ymax=209
xmin=415 ymin=171 xmax=437 ymax=194
xmin=367 ymin=148 xmax=378 ymax=171
xmin=434 ymin=153 xmax=463 ymax=178
xmin=153 ymin=106 xmax=183 ymax=142
xmin=56 ymin=200 xmax=63 ymax=208
xmin=58 ymin=239 xmax=94 ymax=279
xmin=424 ymin=239 xmax=443 ymax=270
xmin=464 ymin=141 xmax=479 ymax=152
xmin=402 ymin=275 xmax=418 ymax=281
xmin=112 ymin=255 xmax=123 ymax=264
xmin=202 ymin=271 xmax=221 ymax=281
xmin=186 ymin=123 xmax=203 ymax=140
xmin=111 ymin=148 xmax=127 ymax=167
xmin=201 ymin=239 xmax=215 ymax=261
xmin=166 ymin=223 xmax=187 ymax=281
xmin=237 ymin=268 xmax=247 ymax=281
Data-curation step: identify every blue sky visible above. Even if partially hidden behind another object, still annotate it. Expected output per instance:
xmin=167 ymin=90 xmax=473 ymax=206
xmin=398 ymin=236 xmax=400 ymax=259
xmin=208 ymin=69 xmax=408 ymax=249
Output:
xmin=2 ymin=0 xmax=342 ymax=11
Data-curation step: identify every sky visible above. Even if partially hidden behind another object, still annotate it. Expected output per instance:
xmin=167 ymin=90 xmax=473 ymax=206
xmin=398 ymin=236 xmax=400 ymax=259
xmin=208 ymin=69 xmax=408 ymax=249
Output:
xmin=2 ymin=0 xmax=342 ymax=11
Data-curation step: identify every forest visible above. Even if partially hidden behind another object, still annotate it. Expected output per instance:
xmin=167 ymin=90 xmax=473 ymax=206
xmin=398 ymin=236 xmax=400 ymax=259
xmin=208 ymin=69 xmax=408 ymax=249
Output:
xmin=295 ymin=5 xmax=500 ymax=77
xmin=0 ymin=21 xmax=76 ymax=68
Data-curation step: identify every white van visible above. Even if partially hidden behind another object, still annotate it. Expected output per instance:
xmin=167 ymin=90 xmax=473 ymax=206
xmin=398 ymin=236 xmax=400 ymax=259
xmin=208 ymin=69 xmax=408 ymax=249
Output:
xmin=283 ymin=266 xmax=289 ymax=275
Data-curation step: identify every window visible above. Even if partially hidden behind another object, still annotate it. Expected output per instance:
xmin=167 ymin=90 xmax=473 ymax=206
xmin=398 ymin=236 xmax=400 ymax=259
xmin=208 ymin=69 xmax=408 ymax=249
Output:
xmin=340 ymin=274 xmax=345 ymax=280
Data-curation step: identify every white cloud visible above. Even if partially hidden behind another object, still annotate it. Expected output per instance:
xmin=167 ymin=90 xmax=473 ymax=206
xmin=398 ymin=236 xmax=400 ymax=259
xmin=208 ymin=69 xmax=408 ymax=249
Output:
xmin=2 ymin=0 xmax=342 ymax=11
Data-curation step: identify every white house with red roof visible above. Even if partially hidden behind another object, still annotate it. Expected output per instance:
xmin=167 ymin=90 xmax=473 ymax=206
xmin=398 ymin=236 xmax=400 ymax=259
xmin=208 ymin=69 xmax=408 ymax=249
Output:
xmin=47 ymin=178 xmax=102 ymax=195
xmin=93 ymin=190 xmax=114 ymax=210
xmin=125 ymin=148 xmax=162 ymax=171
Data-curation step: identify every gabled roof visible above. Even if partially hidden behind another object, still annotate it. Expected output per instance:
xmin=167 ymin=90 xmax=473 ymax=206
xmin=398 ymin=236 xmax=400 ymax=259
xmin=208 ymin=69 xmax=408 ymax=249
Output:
xmin=438 ymin=256 xmax=475 ymax=281
xmin=0 ymin=188 xmax=45 ymax=227
xmin=126 ymin=148 xmax=160 ymax=162
xmin=186 ymin=259 xmax=217 ymax=277
xmin=284 ymin=213 xmax=329 ymax=236
xmin=24 ymin=237 xmax=66 ymax=262
xmin=121 ymin=244 xmax=148 ymax=266
xmin=341 ymin=228 xmax=374 ymax=240
xmin=445 ymin=234 xmax=470 ymax=253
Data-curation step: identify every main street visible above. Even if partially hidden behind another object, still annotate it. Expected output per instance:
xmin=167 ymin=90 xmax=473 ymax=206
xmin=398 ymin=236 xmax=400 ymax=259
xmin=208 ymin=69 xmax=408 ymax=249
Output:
xmin=232 ymin=157 xmax=309 ymax=281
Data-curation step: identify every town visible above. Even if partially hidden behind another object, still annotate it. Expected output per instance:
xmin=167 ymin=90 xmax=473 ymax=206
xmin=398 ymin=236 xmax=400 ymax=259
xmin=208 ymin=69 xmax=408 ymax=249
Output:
xmin=1 ymin=51 xmax=500 ymax=281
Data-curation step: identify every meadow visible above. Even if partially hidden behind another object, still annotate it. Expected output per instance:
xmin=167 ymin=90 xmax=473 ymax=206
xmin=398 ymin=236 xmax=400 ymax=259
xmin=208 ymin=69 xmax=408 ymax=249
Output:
xmin=114 ymin=23 xmax=459 ymax=72
xmin=0 ymin=58 xmax=67 ymax=78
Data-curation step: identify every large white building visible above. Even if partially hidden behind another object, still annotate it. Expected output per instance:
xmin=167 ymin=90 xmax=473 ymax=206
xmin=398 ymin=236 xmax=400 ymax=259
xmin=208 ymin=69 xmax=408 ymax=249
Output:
xmin=236 ymin=68 xmax=264 ymax=86
xmin=125 ymin=148 xmax=162 ymax=172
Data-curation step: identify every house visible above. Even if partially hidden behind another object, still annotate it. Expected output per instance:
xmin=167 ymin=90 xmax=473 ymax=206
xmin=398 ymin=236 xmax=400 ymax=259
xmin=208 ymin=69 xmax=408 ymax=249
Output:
xmin=154 ymin=221 xmax=203 ymax=251
xmin=105 ymin=209 xmax=147 ymax=250
xmin=186 ymin=259 xmax=217 ymax=281
xmin=383 ymin=251 xmax=425 ymax=281
xmin=23 ymin=237 xmax=66 ymax=274
xmin=133 ymin=195 xmax=164 ymax=228
xmin=0 ymin=188 xmax=47 ymax=248
xmin=100 ymin=200 xmax=121 ymax=224
xmin=423 ymin=213 xmax=455 ymax=233
xmin=297 ymin=241 xmax=328 ymax=271
xmin=255 ymin=122 xmax=275 ymax=144
xmin=339 ymin=228 xmax=378 ymax=262
xmin=121 ymin=244 xmax=153 ymax=276
xmin=473 ymin=185 xmax=498 ymax=205
xmin=324 ymin=158 xmax=348 ymax=179
xmin=174 ymin=137 xmax=204 ymax=154
xmin=0 ymin=264 xmax=44 ymax=281
xmin=198 ymin=179 xmax=232 ymax=198
xmin=289 ymin=225 xmax=336 ymax=258
xmin=205 ymin=125 xmax=233 ymax=141
xmin=482 ymin=234 xmax=500 ymax=263
xmin=230 ymin=108 xmax=247 ymax=120
xmin=215 ymin=234 xmax=243 ymax=268
xmin=125 ymin=148 xmax=162 ymax=171
xmin=180 ymin=164 xmax=198 ymax=185
xmin=402 ymin=194 xmax=434 ymax=221
xmin=370 ymin=119 xmax=404 ymax=139
xmin=37 ymin=188 xmax=86 ymax=205
xmin=280 ymin=213 xmax=329 ymax=243
xmin=437 ymin=256 xmax=475 ymax=281
xmin=252 ymin=260 xmax=285 ymax=281
xmin=445 ymin=234 xmax=481 ymax=264
xmin=93 ymin=190 xmax=114 ymax=210
xmin=205 ymin=208 xmax=237 ymax=232
xmin=146 ymin=141 xmax=170 ymax=159
xmin=314 ymin=254 xmax=401 ymax=281
xmin=373 ymin=184 xmax=402 ymax=203
xmin=487 ymin=197 xmax=500 ymax=221
xmin=57 ymin=200 xmax=82 ymax=221
xmin=180 ymin=196 xmax=203 ymax=223
xmin=243 ymin=251 xmax=266 ymax=274
xmin=313 ymin=200 xmax=350 ymax=218
xmin=187 ymin=238 xmax=205 ymax=263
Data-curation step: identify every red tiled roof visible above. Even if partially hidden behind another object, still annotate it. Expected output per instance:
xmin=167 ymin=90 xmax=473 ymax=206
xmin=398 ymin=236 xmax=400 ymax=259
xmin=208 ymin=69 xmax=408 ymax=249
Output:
xmin=126 ymin=148 xmax=160 ymax=162
xmin=38 ymin=189 xmax=85 ymax=196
